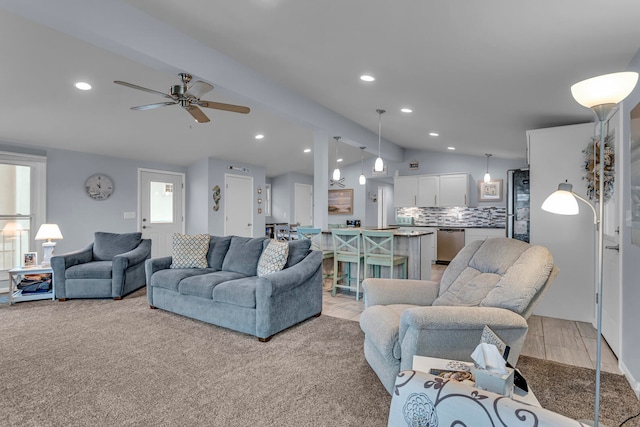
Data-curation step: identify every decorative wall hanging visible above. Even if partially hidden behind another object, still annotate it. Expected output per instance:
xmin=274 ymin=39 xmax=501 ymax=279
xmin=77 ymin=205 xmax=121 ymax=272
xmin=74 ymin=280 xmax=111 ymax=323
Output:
xmin=582 ymin=132 xmax=614 ymax=203
xmin=212 ymin=185 xmax=221 ymax=211
xmin=478 ymin=179 xmax=503 ymax=202
xmin=409 ymin=159 xmax=419 ymax=170
xmin=328 ymin=189 xmax=353 ymax=215
xmin=330 ymin=176 xmax=345 ymax=188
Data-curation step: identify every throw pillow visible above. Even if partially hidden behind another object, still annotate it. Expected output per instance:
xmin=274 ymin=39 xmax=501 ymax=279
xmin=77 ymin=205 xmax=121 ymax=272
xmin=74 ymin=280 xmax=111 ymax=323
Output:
xmin=221 ymin=236 xmax=267 ymax=276
xmin=257 ymin=240 xmax=289 ymax=277
xmin=170 ymin=233 xmax=210 ymax=269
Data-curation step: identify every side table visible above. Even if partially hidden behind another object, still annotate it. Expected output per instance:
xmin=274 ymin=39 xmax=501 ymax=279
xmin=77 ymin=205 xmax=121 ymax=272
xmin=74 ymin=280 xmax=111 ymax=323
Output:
xmin=8 ymin=266 xmax=55 ymax=304
xmin=412 ymin=355 xmax=540 ymax=407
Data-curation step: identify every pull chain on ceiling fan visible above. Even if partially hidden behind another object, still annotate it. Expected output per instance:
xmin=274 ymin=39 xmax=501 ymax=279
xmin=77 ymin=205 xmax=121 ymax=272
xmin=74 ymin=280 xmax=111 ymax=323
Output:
xmin=114 ymin=72 xmax=250 ymax=123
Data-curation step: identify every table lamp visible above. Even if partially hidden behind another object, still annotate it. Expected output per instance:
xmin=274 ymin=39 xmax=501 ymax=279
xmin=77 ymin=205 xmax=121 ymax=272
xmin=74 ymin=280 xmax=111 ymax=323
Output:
xmin=35 ymin=224 xmax=63 ymax=266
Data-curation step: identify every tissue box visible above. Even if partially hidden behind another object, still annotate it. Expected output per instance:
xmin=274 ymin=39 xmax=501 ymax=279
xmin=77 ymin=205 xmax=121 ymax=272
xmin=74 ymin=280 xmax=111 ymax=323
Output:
xmin=474 ymin=367 xmax=514 ymax=396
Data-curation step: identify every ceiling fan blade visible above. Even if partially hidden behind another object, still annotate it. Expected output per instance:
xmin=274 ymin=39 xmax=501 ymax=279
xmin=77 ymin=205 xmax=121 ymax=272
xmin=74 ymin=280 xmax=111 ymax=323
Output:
xmin=184 ymin=81 xmax=213 ymax=99
xmin=184 ymin=105 xmax=210 ymax=123
xmin=197 ymin=100 xmax=250 ymax=114
xmin=114 ymin=80 xmax=174 ymax=100
xmin=131 ymin=102 xmax=177 ymax=111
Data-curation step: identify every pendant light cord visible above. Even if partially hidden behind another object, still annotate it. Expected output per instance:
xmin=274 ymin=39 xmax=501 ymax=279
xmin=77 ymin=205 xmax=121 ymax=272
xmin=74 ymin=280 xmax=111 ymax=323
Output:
xmin=378 ymin=112 xmax=382 ymax=158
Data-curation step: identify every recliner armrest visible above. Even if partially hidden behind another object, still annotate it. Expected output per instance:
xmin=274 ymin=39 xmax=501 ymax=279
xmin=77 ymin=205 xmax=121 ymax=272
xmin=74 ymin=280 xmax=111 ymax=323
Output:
xmin=363 ymin=278 xmax=440 ymax=308
xmin=113 ymin=239 xmax=152 ymax=270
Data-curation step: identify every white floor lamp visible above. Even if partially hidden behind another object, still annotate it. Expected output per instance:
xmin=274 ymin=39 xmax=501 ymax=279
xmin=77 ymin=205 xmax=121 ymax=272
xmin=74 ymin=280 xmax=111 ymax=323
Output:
xmin=542 ymin=71 xmax=638 ymax=427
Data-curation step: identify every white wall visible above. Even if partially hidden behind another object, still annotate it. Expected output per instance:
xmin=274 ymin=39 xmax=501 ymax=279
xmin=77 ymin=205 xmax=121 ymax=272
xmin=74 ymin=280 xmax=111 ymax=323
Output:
xmin=0 ymin=141 xmax=186 ymax=254
xmin=186 ymin=159 xmax=209 ymax=235
xmin=528 ymin=123 xmax=596 ymax=323
xmin=268 ymin=172 xmax=313 ymax=224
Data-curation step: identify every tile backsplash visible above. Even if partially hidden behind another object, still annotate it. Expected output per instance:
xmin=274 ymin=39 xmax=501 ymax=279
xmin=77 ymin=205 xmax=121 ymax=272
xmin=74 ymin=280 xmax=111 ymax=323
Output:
xmin=397 ymin=206 xmax=506 ymax=228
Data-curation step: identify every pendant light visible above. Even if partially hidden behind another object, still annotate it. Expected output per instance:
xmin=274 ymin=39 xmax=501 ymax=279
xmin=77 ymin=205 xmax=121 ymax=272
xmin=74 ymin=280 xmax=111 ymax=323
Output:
xmin=483 ymin=153 xmax=492 ymax=183
xmin=374 ymin=109 xmax=385 ymax=172
xmin=332 ymin=136 xmax=341 ymax=181
xmin=359 ymin=146 xmax=367 ymax=185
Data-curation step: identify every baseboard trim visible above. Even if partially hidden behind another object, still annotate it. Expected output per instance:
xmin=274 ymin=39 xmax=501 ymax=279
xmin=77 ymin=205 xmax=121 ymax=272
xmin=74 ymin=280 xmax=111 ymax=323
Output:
xmin=620 ymin=360 xmax=640 ymax=399
xmin=0 ymin=286 xmax=8 ymax=294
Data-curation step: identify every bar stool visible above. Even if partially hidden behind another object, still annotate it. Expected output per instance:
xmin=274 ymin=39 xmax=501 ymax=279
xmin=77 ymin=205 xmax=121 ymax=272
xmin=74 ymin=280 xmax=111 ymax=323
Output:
xmin=274 ymin=224 xmax=290 ymax=241
xmin=331 ymin=229 xmax=364 ymax=301
xmin=297 ymin=227 xmax=334 ymax=284
xmin=362 ymin=230 xmax=408 ymax=280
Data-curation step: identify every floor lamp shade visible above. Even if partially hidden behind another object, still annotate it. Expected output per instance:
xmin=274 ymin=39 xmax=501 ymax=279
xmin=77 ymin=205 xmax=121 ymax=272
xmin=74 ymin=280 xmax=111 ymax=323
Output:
xmin=541 ymin=183 xmax=580 ymax=215
xmin=570 ymin=71 xmax=638 ymax=108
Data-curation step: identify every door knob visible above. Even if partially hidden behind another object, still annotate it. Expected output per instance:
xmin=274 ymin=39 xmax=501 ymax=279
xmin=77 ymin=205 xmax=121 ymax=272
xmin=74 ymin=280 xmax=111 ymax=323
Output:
xmin=605 ymin=244 xmax=619 ymax=251
xmin=142 ymin=225 xmax=147 ymax=229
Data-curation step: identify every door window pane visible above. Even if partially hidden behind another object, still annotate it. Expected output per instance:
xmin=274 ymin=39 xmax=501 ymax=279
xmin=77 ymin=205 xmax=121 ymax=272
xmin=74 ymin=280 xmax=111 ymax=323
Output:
xmin=150 ymin=181 xmax=174 ymax=223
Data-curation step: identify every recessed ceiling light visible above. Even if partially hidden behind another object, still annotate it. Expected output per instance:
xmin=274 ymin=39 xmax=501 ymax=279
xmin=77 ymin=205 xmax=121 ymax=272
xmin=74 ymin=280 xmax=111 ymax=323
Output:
xmin=254 ymin=134 xmax=265 ymax=140
xmin=447 ymin=146 xmax=456 ymax=150
xmin=429 ymin=132 xmax=439 ymax=137
xmin=360 ymin=75 xmax=375 ymax=82
xmin=337 ymin=158 xmax=343 ymax=163
xmin=74 ymin=82 xmax=92 ymax=90
xmin=303 ymin=148 xmax=311 ymax=153
xmin=401 ymin=108 xmax=413 ymax=113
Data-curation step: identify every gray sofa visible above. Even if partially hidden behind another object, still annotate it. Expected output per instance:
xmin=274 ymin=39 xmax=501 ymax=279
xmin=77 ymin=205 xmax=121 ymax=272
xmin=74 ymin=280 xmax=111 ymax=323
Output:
xmin=145 ymin=235 xmax=323 ymax=341
xmin=52 ymin=232 xmax=151 ymax=300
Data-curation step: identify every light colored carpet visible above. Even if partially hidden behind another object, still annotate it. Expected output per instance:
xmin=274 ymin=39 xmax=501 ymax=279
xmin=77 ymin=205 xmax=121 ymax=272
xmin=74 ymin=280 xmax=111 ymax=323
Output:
xmin=0 ymin=289 xmax=390 ymax=426
xmin=1 ymin=289 xmax=638 ymax=426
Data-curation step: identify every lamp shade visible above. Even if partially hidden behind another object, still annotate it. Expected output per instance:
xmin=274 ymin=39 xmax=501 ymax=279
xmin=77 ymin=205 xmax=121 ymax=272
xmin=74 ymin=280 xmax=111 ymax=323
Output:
xmin=541 ymin=183 xmax=579 ymax=215
xmin=483 ymin=172 xmax=491 ymax=183
xmin=359 ymin=173 xmax=366 ymax=185
xmin=1 ymin=221 xmax=24 ymax=236
xmin=332 ymin=168 xmax=341 ymax=181
xmin=35 ymin=224 xmax=63 ymax=241
xmin=374 ymin=157 xmax=384 ymax=172
xmin=571 ymin=71 xmax=639 ymax=108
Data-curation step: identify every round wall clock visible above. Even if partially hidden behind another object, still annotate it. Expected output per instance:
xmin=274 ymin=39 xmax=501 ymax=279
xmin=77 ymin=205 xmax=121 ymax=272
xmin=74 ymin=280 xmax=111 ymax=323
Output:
xmin=85 ymin=174 xmax=114 ymax=200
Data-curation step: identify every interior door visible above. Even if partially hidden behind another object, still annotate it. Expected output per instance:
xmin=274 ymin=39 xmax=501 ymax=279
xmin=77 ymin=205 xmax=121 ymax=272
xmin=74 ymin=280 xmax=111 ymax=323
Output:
xmin=294 ymin=183 xmax=313 ymax=227
xmin=224 ymin=174 xmax=253 ymax=237
xmin=139 ymin=170 xmax=184 ymax=258
xmin=601 ymin=111 xmax=621 ymax=357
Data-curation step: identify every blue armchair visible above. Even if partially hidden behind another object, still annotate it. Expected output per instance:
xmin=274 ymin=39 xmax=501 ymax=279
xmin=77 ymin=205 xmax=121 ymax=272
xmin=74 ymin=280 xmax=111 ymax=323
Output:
xmin=51 ymin=232 xmax=151 ymax=300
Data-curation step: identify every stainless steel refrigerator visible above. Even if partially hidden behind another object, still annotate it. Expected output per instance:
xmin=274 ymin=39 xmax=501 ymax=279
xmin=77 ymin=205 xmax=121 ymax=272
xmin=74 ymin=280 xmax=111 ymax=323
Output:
xmin=506 ymin=169 xmax=530 ymax=243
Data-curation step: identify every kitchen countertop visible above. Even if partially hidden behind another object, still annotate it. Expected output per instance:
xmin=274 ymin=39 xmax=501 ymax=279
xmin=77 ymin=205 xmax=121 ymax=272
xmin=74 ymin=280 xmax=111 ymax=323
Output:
xmin=322 ymin=227 xmax=433 ymax=236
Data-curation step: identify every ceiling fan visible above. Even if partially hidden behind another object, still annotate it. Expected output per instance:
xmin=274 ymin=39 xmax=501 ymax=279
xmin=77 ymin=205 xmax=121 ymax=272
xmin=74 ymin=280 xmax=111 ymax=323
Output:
xmin=113 ymin=72 xmax=250 ymax=123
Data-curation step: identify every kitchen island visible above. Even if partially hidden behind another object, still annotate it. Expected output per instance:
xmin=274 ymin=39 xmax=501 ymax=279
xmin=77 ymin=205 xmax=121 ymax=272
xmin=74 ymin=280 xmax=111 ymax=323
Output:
xmin=320 ymin=227 xmax=434 ymax=281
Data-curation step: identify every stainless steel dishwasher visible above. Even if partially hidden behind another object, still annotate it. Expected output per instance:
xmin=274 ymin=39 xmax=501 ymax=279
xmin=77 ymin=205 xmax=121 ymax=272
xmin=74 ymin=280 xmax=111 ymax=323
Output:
xmin=436 ymin=228 xmax=465 ymax=264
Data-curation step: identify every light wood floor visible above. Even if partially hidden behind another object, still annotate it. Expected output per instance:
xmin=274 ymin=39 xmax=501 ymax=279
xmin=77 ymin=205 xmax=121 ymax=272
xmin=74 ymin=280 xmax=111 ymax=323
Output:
xmin=322 ymin=265 xmax=622 ymax=375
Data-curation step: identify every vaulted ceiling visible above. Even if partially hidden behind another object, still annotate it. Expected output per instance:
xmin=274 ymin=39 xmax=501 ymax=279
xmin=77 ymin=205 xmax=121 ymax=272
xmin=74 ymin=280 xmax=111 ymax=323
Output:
xmin=1 ymin=1 xmax=639 ymax=177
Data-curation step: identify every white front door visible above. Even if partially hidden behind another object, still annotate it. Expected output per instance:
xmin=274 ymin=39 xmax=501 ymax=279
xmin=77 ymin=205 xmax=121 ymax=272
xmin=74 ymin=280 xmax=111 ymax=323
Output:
xmin=294 ymin=183 xmax=313 ymax=226
xmin=224 ymin=174 xmax=253 ymax=237
xmin=139 ymin=169 xmax=184 ymax=258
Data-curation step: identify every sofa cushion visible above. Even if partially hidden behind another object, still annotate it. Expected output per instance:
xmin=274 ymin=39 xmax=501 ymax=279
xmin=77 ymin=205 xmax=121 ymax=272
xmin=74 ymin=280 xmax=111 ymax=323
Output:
xmin=206 ymin=235 xmax=232 ymax=270
xmin=66 ymin=261 xmax=113 ymax=279
xmin=150 ymin=268 xmax=217 ymax=292
xmin=221 ymin=236 xmax=267 ymax=276
xmin=284 ymin=238 xmax=311 ymax=268
xmin=257 ymin=240 xmax=289 ymax=277
xmin=178 ymin=271 xmax=247 ymax=299
xmin=212 ymin=277 xmax=259 ymax=308
xmin=171 ymin=234 xmax=210 ymax=269
xmin=93 ymin=232 xmax=142 ymax=261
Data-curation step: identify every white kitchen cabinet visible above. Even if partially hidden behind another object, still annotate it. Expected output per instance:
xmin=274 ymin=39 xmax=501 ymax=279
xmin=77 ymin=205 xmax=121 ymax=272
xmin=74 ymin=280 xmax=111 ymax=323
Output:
xmin=395 ymin=174 xmax=468 ymax=208
xmin=394 ymin=176 xmax=418 ymax=207
xmin=438 ymin=174 xmax=469 ymax=207
xmin=417 ymin=176 xmax=439 ymax=207
xmin=464 ymin=228 xmax=505 ymax=246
